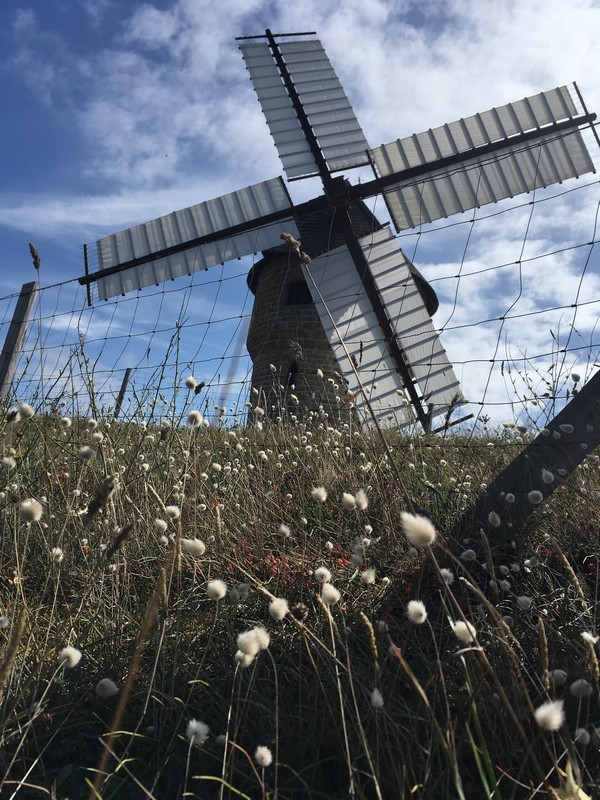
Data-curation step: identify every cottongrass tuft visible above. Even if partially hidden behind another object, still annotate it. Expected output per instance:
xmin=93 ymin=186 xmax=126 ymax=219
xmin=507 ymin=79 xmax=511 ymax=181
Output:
xmin=450 ymin=620 xmax=477 ymax=644
xmin=370 ymin=688 xmax=384 ymax=709
xmin=187 ymin=410 xmax=203 ymax=427
xmin=354 ymin=489 xmax=368 ymax=511
xmin=541 ymin=469 xmax=555 ymax=484
xmin=534 ymin=699 xmax=564 ymax=731
xmin=58 ymin=646 xmax=82 ymax=669
xmin=311 ymin=486 xmax=327 ymax=502
xmin=2 ymin=456 xmax=16 ymax=470
xmin=515 ymin=596 xmax=534 ymax=611
xmin=95 ymin=678 xmax=119 ymax=699
xmin=206 ymin=579 xmax=227 ymax=600
xmin=569 ymin=678 xmax=592 ymax=698
xmin=314 ymin=566 xmax=331 ymax=584
xmin=341 ymin=492 xmax=356 ymax=510
xmin=550 ymin=669 xmax=568 ymax=686
xmin=51 ymin=547 xmax=64 ymax=564
xmin=361 ymin=567 xmax=376 ymax=585
xmin=487 ymin=510 xmax=501 ymax=527
xmin=78 ymin=446 xmax=96 ymax=462
xmin=321 ymin=583 xmax=341 ymax=606
xmin=154 ymin=518 xmax=168 ymax=533
xmin=185 ymin=375 xmax=198 ymax=389
xmin=254 ymin=745 xmax=273 ymax=767
xmin=278 ymin=523 xmax=291 ymax=537
xmin=527 ymin=490 xmax=543 ymax=505
xmin=400 ymin=512 xmax=436 ymax=548
xmin=581 ymin=631 xmax=598 ymax=644
xmin=269 ymin=597 xmax=289 ymax=620
xmin=19 ymin=402 xmax=35 ymax=419
xmin=407 ymin=600 xmax=427 ymax=624
xmin=165 ymin=505 xmax=180 ymax=519
xmin=574 ymin=728 xmax=590 ymax=745
xmin=19 ymin=498 xmax=43 ymax=523
xmin=186 ymin=719 xmax=209 ymax=748
xmin=182 ymin=538 xmax=206 ymax=557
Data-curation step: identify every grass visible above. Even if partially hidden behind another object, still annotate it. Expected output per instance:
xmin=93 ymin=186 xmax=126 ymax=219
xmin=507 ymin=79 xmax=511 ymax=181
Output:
xmin=0 ymin=390 xmax=597 ymax=800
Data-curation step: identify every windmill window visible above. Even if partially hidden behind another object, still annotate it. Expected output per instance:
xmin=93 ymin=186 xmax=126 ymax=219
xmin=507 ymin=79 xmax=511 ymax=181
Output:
xmin=286 ymin=282 xmax=312 ymax=305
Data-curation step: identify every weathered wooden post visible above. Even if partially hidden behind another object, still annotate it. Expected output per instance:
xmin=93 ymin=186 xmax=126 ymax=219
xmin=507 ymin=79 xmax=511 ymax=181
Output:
xmin=113 ymin=368 xmax=133 ymax=420
xmin=451 ymin=370 xmax=600 ymax=541
xmin=0 ymin=282 xmax=39 ymax=400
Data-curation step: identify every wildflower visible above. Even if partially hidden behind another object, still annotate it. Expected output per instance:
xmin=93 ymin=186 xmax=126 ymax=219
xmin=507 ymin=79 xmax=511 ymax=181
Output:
xmin=311 ymin=486 xmax=327 ymax=502
xmin=59 ymin=417 xmax=72 ymax=428
xmin=541 ymin=469 xmax=554 ymax=484
xmin=534 ymin=699 xmax=564 ymax=731
xmin=206 ymin=579 xmax=227 ymax=600
xmin=269 ymin=597 xmax=289 ymax=621
xmin=2 ymin=456 xmax=16 ymax=470
xmin=550 ymin=669 xmax=568 ymax=686
xmin=235 ymin=650 xmax=255 ymax=667
xmin=165 ymin=505 xmax=180 ymax=519
xmin=400 ymin=512 xmax=436 ymax=548
xmin=95 ymin=678 xmax=119 ymax=698
xmin=51 ymin=547 xmax=64 ymax=563
xmin=19 ymin=498 xmax=43 ymax=523
xmin=237 ymin=626 xmax=270 ymax=656
xmin=361 ymin=567 xmax=376 ymax=585
xmin=370 ymin=688 xmax=384 ymax=709
xmin=78 ymin=446 xmax=95 ymax=462
xmin=354 ymin=489 xmax=368 ymax=511
xmin=325 ymin=541 xmax=334 ymax=551
xmin=341 ymin=492 xmax=356 ymax=510
xmin=154 ymin=519 xmax=168 ymax=533
xmin=182 ymin=538 xmax=206 ymax=557
xmin=516 ymin=596 xmax=534 ymax=611
xmin=581 ymin=631 xmax=598 ymax=644
xmin=314 ymin=566 xmax=331 ymax=584
xmin=186 ymin=719 xmax=209 ymax=748
xmin=92 ymin=432 xmax=104 ymax=443
xmin=19 ymin=403 xmax=35 ymax=419
xmin=321 ymin=583 xmax=341 ymax=606
xmin=488 ymin=511 xmax=501 ymax=527
xmin=569 ymin=679 xmax=592 ymax=698
xmin=278 ymin=523 xmax=291 ymax=537
xmin=574 ymin=728 xmax=590 ymax=745
xmin=440 ymin=568 xmax=454 ymax=585
xmin=86 ymin=418 xmax=98 ymax=430
xmin=254 ymin=745 xmax=273 ymax=767
xmin=527 ymin=490 xmax=543 ymax=505
xmin=460 ymin=549 xmax=477 ymax=562
xmin=407 ymin=600 xmax=427 ymax=624
xmin=185 ymin=375 xmax=198 ymax=389
xmin=450 ymin=620 xmax=477 ymax=644
xmin=58 ymin=646 xmax=82 ymax=668
xmin=187 ymin=410 xmax=203 ymax=427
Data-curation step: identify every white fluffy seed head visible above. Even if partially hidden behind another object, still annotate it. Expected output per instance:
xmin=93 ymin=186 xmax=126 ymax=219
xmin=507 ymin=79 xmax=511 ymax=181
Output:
xmin=527 ymin=490 xmax=543 ymax=505
xmin=154 ymin=518 xmax=168 ymax=533
xmin=321 ymin=583 xmax=341 ymax=606
xmin=165 ymin=505 xmax=180 ymax=519
xmin=534 ymin=699 xmax=565 ymax=731
xmin=19 ymin=498 xmax=43 ymax=523
xmin=19 ymin=403 xmax=35 ymax=419
xmin=311 ymin=486 xmax=328 ymax=502
xmin=516 ymin=596 xmax=534 ymax=611
xmin=187 ymin=410 xmax=203 ymax=427
xmin=450 ymin=620 xmax=477 ymax=643
xmin=51 ymin=547 xmax=64 ymax=563
xmin=361 ymin=568 xmax=376 ymax=585
xmin=95 ymin=678 xmax=119 ymax=698
xmin=569 ymin=679 xmax=593 ymax=698
xmin=407 ymin=600 xmax=428 ymax=624
xmin=58 ymin=646 xmax=82 ymax=669
xmin=354 ymin=489 xmax=368 ymax=511
xmin=341 ymin=492 xmax=356 ymax=510
xmin=78 ymin=446 xmax=96 ymax=462
xmin=254 ymin=745 xmax=273 ymax=767
xmin=314 ymin=566 xmax=332 ymax=584
xmin=487 ymin=511 xmax=501 ymax=527
xmin=185 ymin=376 xmax=198 ymax=389
xmin=181 ymin=538 xmax=206 ymax=557
xmin=206 ymin=579 xmax=227 ymax=600
xmin=400 ymin=512 xmax=436 ymax=548
xmin=186 ymin=718 xmax=209 ymax=747
xmin=269 ymin=597 xmax=289 ymax=621
xmin=370 ymin=688 xmax=384 ymax=709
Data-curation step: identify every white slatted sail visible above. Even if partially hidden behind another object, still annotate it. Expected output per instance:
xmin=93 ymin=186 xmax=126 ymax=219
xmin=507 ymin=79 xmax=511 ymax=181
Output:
xmin=240 ymin=40 xmax=370 ymax=180
xmin=303 ymin=228 xmax=465 ymax=426
xmin=96 ymin=179 xmax=297 ymax=300
xmin=371 ymin=87 xmax=595 ymax=231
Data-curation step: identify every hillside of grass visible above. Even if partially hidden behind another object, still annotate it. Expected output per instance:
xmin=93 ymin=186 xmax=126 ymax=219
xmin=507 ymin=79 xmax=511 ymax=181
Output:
xmin=0 ymin=402 xmax=597 ymax=799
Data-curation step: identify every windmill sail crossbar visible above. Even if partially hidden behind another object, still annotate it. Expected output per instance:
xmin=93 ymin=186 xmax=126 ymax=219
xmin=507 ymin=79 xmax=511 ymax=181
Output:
xmin=240 ymin=39 xmax=370 ymax=180
xmin=303 ymin=227 xmax=465 ymax=427
xmin=371 ymin=86 xmax=595 ymax=230
xmin=94 ymin=178 xmax=298 ymax=300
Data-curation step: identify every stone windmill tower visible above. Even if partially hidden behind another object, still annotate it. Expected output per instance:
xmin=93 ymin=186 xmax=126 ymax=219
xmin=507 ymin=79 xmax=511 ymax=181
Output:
xmin=79 ymin=30 xmax=596 ymax=431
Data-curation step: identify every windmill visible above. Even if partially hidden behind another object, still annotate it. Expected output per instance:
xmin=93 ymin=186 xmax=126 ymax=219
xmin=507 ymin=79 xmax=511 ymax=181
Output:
xmin=79 ymin=29 xmax=597 ymax=430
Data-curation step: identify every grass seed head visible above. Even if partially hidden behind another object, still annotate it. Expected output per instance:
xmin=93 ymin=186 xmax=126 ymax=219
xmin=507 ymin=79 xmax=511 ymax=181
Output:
xmin=534 ymin=699 xmax=564 ymax=731
xmin=19 ymin=498 xmax=43 ymax=523
xmin=186 ymin=719 xmax=209 ymax=747
xmin=182 ymin=538 xmax=206 ymax=557
xmin=95 ymin=678 xmax=119 ymax=698
xmin=254 ymin=745 xmax=273 ymax=767
xmin=450 ymin=620 xmax=477 ymax=643
xmin=321 ymin=583 xmax=341 ymax=606
xmin=269 ymin=597 xmax=289 ymax=620
xmin=58 ymin=646 xmax=82 ymax=669
xmin=206 ymin=579 xmax=227 ymax=600
xmin=401 ymin=512 xmax=436 ymax=548
xmin=407 ymin=600 xmax=428 ymax=624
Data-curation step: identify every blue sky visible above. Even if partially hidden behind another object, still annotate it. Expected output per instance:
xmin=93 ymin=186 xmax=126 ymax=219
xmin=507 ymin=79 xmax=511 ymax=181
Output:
xmin=0 ymin=0 xmax=599 ymax=425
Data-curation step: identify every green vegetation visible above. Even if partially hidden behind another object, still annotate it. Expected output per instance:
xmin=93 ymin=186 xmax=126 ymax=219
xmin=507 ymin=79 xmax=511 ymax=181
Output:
xmin=0 ymin=398 xmax=597 ymax=799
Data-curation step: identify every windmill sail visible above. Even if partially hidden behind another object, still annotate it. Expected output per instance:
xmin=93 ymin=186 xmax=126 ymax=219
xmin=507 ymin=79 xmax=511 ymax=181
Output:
xmin=303 ymin=227 xmax=465 ymax=427
xmin=240 ymin=39 xmax=370 ymax=180
xmin=96 ymin=178 xmax=298 ymax=300
xmin=371 ymin=86 xmax=596 ymax=230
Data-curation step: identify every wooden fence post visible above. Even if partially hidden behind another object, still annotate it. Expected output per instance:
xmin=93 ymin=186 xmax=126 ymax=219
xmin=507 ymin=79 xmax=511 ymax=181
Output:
xmin=450 ymin=370 xmax=600 ymax=542
xmin=0 ymin=282 xmax=39 ymax=400
xmin=113 ymin=368 xmax=133 ymax=420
